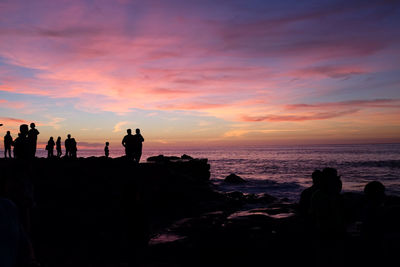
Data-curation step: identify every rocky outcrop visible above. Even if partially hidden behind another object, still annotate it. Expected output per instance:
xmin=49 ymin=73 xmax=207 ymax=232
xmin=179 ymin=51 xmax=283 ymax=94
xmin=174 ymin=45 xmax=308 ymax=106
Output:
xmin=224 ymin=173 xmax=246 ymax=184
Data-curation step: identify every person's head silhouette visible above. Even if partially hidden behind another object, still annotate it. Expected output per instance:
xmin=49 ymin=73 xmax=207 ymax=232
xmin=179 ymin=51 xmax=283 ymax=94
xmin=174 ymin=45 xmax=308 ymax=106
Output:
xmin=127 ymin=129 xmax=132 ymax=135
xmin=30 ymin=122 xmax=35 ymax=129
xmin=50 ymin=137 xmax=53 ymax=140
xmin=312 ymin=170 xmax=323 ymax=187
xmin=106 ymin=142 xmax=109 ymax=146
xmin=67 ymin=134 xmax=71 ymax=139
xmin=136 ymin=128 xmax=140 ymax=134
xmin=57 ymin=136 xmax=61 ymax=141
xmin=6 ymin=131 xmax=10 ymax=135
xmin=20 ymin=124 xmax=29 ymax=135
xmin=364 ymin=181 xmax=385 ymax=204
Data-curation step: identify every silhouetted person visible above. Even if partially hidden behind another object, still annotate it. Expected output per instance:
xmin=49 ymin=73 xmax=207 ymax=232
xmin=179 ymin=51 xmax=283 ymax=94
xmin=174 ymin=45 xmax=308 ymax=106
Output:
xmin=104 ymin=142 xmax=109 ymax=158
xmin=361 ymin=181 xmax=386 ymax=266
xmin=13 ymin=124 xmax=29 ymax=159
xmin=310 ymin=168 xmax=345 ymax=267
xmin=65 ymin=134 xmax=72 ymax=157
xmin=56 ymin=136 xmax=62 ymax=158
xmin=70 ymin=136 xmax=77 ymax=158
xmin=4 ymin=131 xmax=13 ymax=158
xmin=122 ymin=129 xmax=135 ymax=160
xmin=27 ymin=123 xmax=39 ymax=158
xmin=46 ymin=137 xmax=55 ymax=158
xmin=1 ymin=163 xmax=39 ymax=267
xmin=299 ymin=170 xmax=323 ymax=217
xmin=133 ymin=128 xmax=144 ymax=163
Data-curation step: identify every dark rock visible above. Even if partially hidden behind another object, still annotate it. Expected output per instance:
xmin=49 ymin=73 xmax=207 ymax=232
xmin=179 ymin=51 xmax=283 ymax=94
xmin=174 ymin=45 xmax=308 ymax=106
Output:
xmin=224 ymin=173 xmax=246 ymax=184
xmin=257 ymin=193 xmax=277 ymax=204
xmin=147 ymin=154 xmax=181 ymax=162
xmin=181 ymin=154 xmax=193 ymax=160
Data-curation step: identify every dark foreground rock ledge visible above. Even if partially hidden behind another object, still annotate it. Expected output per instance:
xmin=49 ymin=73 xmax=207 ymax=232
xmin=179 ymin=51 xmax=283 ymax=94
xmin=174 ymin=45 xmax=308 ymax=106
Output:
xmin=1 ymin=157 xmax=400 ymax=267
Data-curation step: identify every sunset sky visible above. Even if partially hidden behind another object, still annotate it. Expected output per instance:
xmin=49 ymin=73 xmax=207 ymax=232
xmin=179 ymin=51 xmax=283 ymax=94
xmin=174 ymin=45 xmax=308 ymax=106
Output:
xmin=1 ymin=0 xmax=400 ymax=148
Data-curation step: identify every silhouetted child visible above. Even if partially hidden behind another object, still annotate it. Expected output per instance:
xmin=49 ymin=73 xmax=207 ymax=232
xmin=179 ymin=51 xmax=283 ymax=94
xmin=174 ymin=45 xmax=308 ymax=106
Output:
xmin=27 ymin=123 xmax=39 ymax=158
xmin=4 ymin=131 xmax=13 ymax=158
xmin=46 ymin=137 xmax=55 ymax=158
xmin=104 ymin=142 xmax=109 ymax=158
xmin=56 ymin=137 xmax=62 ymax=158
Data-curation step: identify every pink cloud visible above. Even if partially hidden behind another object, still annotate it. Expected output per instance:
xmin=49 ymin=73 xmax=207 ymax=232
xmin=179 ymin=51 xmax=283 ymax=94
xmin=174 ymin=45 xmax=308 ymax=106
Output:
xmin=0 ymin=117 xmax=28 ymax=125
xmin=285 ymin=99 xmax=400 ymax=110
xmin=241 ymin=109 xmax=359 ymax=122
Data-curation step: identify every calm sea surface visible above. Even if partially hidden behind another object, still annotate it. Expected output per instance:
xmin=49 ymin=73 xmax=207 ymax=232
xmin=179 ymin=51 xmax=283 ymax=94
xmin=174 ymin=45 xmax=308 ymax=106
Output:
xmin=22 ymin=143 xmax=400 ymax=201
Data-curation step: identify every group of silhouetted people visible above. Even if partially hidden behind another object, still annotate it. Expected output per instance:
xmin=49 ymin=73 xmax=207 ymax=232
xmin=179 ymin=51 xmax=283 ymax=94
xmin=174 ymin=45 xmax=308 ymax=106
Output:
xmin=3 ymin=124 xmax=145 ymax=162
xmin=299 ymin=168 xmax=388 ymax=267
xmin=122 ymin=128 xmax=144 ymax=163
xmin=3 ymin=123 xmax=40 ymax=159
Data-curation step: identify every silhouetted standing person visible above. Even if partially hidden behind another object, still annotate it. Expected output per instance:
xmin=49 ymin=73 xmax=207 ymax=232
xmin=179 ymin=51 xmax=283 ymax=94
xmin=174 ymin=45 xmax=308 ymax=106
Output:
xmin=70 ymin=136 xmax=77 ymax=158
xmin=13 ymin=124 xmax=29 ymax=159
xmin=27 ymin=123 xmax=39 ymax=158
xmin=104 ymin=142 xmax=109 ymax=158
xmin=46 ymin=137 xmax=55 ymax=158
xmin=56 ymin=137 xmax=62 ymax=158
xmin=65 ymin=134 xmax=72 ymax=157
xmin=122 ymin=129 xmax=135 ymax=160
xmin=133 ymin=128 xmax=144 ymax=163
xmin=4 ymin=131 xmax=13 ymax=158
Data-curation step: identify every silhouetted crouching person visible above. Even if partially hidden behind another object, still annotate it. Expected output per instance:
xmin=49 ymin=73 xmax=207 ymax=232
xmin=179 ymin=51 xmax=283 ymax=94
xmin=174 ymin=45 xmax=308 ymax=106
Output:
xmin=299 ymin=170 xmax=323 ymax=217
xmin=122 ymin=129 xmax=135 ymax=160
xmin=46 ymin=137 xmax=55 ymax=158
xmin=56 ymin=136 xmax=62 ymax=158
xmin=310 ymin=168 xmax=346 ymax=267
xmin=361 ymin=181 xmax=386 ymax=267
xmin=13 ymin=125 xmax=30 ymax=159
xmin=133 ymin=128 xmax=144 ymax=163
xmin=1 ymin=164 xmax=39 ymax=266
xmin=27 ymin=123 xmax=39 ymax=158
xmin=4 ymin=131 xmax=13 ymax=158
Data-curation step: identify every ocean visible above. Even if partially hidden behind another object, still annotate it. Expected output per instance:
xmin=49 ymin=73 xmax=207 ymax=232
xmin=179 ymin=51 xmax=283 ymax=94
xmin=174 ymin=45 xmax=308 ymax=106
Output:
xmin=11 ymin=143 xmax=400 ymax=202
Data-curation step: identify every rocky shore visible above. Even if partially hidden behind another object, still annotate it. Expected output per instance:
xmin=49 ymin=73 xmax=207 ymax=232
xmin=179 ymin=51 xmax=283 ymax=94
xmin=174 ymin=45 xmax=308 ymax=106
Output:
xmin=1 ymin=156 xmax=400 ymax=266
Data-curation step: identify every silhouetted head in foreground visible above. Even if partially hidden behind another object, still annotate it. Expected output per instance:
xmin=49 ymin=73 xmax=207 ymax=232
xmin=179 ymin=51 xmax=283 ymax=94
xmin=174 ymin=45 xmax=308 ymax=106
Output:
xmin=127 ymin=129 xmax=132 ymax=135
xmin=312 ymin=170 xmax=323 ymax=187
xmin=67 ymin=134 xmax=71 ymax=139
xmin=136 ymin=128 xmax=140 ymax=134
xmin=6 ymin=130 xmax=10 ymax=135
xmin=57 ymin=136 xmax=61 ymax=141
xmin=30 ymin=122 xmax=36 ymax=129
xmin=20 ymin=124 xmax=29 ymax=136
xmin=321 ymin=167 xmax=342 ymax=194
xmin=106 ymin=142 xmax=109 ymax=146
xmin=364 ymin=181 xmax=385 ymax=204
